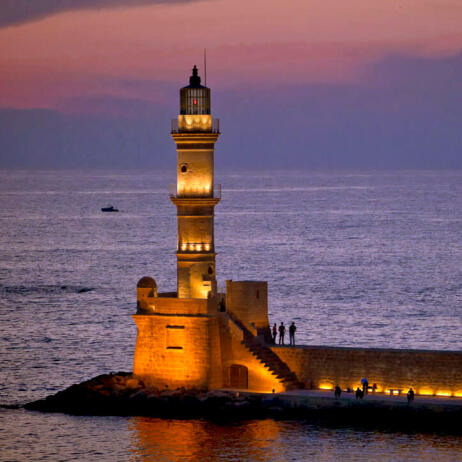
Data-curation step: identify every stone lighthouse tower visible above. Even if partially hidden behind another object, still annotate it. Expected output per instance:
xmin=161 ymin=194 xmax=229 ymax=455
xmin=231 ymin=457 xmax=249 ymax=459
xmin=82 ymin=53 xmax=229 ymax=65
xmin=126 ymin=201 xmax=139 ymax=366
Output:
xmin=170 ymin=65 xmax=220 ymax=299
xmin=133 ymin=67 xmax=288 ymax=392
xmin=132 ymin=66 xmax=224 ymax=390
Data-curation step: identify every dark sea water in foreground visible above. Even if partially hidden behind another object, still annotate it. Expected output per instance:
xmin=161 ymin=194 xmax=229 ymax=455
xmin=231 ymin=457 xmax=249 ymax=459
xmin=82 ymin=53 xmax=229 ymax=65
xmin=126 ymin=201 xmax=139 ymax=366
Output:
xmin=1 ymin=169 xmax=461 ymax=461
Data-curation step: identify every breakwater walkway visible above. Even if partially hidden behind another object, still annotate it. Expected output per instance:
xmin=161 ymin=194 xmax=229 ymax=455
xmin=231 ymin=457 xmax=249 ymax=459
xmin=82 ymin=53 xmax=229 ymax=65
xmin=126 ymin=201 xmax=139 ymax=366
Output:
xmin=220 ymin=388 xmax=462 ymax=433
xmin=22 ymin=373 xmax=462 ymax=433
xmin=227 ymin=388 xmax=462 ymax=411
xmin=278 ymin=388 xmax=461 ymax=407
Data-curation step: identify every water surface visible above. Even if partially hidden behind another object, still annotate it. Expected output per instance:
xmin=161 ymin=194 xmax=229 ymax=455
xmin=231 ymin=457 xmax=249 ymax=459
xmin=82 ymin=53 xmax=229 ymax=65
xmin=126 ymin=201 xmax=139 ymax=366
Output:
xmin=1 ymin=170 xmax=461 ymax=460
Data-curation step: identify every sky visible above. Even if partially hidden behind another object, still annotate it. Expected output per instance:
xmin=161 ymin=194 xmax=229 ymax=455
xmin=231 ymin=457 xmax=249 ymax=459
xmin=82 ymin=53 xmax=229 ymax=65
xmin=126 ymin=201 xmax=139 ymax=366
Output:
xmin=0 ymin=0 xmax=461 ymax=169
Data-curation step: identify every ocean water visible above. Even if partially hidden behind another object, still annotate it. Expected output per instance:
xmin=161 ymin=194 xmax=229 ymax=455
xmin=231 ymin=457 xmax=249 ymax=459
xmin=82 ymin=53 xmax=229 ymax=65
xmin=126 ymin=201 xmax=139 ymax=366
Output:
xmin=1 ymin=169 xmax=461 ymax=460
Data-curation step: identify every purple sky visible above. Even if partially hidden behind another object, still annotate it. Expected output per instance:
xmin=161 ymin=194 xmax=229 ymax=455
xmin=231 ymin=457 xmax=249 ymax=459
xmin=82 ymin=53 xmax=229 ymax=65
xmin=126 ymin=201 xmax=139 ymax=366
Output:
xmin=1 ymin=0 xmax=461 ymax=169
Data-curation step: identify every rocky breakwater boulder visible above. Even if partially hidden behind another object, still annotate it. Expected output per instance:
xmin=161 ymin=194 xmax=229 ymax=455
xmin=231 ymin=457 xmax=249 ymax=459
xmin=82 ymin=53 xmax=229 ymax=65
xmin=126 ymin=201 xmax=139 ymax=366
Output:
xmin=24 ymin=373 xmax=268 ymax=419
xmin=25 ymin=372 xmax=148 ymax=416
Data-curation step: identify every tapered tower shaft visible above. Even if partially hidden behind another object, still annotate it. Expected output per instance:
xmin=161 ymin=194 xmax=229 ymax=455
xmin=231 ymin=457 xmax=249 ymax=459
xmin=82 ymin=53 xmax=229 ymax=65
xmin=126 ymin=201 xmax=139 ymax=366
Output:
xmin=170 ymin=66 xmax=220 ymax=299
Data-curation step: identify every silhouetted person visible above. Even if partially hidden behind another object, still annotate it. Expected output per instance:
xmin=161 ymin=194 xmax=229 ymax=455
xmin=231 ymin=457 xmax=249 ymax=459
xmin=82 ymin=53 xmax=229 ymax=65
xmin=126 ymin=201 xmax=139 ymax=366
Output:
xmin=355 ymin=387 xmax=363 ymax=400
xmin=278 ymin=322 xmax=285 ymax=345
xmin=361 ymin=377 xmax=369 ymax=395
xmin=334 ymin=385 xmax=342 ymax=399
xmin=289 ymin=322 xmax=296 ymax=346
xmin=272 ymin=324 xmax=277 ymax=344
xmin=407 ymin=388 xmax=415 ymax=403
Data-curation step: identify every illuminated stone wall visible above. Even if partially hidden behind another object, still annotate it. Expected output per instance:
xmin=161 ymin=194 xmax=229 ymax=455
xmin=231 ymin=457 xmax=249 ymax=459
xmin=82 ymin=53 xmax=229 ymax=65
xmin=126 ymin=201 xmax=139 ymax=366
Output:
xmin=272 ymin=345 xmax=462 ymax=397
xmin=217 ymin=281 xmax=283 ymax=392
xmin=133 ymin=305 xmax=280 ymax=392
xmin=177 ymin=205 xmax=214 ymax=245
xmin=133 ymin=299 xmax=222 ymax=389
xmin=172 ymin=132 xmax=220 ymax=299
xmin=136 ymin=296 xmax=210 ymax=315
xmin=218 ymin=313 xmax=285 ymax=393
xmin=226 ymin=280 xmax=269 ymax=330
xmin=176 ymin=149 xmax=214 ymax=197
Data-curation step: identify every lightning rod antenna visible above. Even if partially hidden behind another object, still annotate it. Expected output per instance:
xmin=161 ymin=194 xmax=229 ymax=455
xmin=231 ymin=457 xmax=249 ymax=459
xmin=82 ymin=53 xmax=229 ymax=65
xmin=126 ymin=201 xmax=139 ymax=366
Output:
xmin=204 ymin=48 xmax=207 ymax=87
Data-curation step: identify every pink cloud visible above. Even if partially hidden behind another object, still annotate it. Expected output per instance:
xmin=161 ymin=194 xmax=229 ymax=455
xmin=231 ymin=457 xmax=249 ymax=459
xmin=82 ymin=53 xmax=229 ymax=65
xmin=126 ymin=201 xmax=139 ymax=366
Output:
xmin=1 ymin=0 xmax=462 ymax=112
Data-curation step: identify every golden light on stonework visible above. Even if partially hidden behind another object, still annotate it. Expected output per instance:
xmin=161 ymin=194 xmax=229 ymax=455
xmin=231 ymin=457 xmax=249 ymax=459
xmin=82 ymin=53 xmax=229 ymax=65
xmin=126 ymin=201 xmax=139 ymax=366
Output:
xmin=418 ymin=388 xmax=434 ymax=396
xmin=369 ymin=384 xmax=383 ymax=393
xmin=179 ymin=242 xmax=212 ymax=252
xmin=177 ymin=185 xmax=211 ymax=196
xmin=196 ymin=282 xmax=211 ymax=299
xmin=178 ymin=115 xmax=212 ymax=131
xmin=254 ymin=370 xmax=285 ymax=394
xmin=319 ymin=383 xmax=334 ymax=390
xmin=436 ymin=391 xmax=452 ymax=397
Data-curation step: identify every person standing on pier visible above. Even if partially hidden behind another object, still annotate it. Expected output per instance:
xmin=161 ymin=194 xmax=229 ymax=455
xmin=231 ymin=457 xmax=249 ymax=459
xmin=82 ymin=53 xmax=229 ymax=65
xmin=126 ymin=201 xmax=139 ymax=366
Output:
xmin=272 ymin=324 xmax=277 ymax=344
xmin=361 ymin=377 xmax=369 ymax=395
xmin=407 ymin=388 xmax=415 ymax=403
xmin=289 ymin=322 xmax=297 ymax=346
xmin=278 ymin=322 xmax=286 ymax=345
xmin=334 ymin=385 xmax=342 ymax=399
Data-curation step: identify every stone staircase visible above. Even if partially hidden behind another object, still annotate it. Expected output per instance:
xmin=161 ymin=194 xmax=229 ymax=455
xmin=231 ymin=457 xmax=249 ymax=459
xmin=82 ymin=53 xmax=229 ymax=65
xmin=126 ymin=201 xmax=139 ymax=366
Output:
xmin=227 ymin=313 xmax=302 ymax=391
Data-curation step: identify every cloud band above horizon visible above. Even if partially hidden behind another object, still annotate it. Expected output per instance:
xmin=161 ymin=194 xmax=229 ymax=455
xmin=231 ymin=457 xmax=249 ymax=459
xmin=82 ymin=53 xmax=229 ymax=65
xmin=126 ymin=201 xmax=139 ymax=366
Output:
xmin=0 ymin=0 xmax=199 ymax=28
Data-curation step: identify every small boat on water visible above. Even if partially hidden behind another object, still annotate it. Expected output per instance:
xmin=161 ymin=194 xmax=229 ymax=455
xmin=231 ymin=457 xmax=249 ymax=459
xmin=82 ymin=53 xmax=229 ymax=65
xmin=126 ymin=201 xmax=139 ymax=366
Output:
xmin=101 ymin=205 xmax=119 ymax=212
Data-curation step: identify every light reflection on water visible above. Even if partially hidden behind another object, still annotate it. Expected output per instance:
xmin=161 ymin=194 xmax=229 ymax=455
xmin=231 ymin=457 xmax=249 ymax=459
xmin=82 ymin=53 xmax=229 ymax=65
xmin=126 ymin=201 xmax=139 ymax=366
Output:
xmin=128 ymin=417 xmax=462 ymax=462
xmin=2 ymin=410 xmax=462 ymax=461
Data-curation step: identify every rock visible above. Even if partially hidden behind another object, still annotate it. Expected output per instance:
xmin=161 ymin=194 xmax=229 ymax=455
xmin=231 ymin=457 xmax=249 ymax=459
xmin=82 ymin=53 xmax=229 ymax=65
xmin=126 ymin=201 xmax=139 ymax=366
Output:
xmin=126 ymin=378 xmax=142 ymax=389
xmin=204 ymin=390 xmax=232 ymax=399
xmin=129 ymin=389 xmax=148 ymax=401
xmin=144 ymin=388 xmax=161 ymax=398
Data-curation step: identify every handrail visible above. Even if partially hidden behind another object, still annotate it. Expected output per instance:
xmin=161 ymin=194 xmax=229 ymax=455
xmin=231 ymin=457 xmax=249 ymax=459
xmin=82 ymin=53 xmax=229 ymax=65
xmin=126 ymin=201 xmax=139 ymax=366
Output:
xmin=171 ymin=118 xmax=220 ymax=133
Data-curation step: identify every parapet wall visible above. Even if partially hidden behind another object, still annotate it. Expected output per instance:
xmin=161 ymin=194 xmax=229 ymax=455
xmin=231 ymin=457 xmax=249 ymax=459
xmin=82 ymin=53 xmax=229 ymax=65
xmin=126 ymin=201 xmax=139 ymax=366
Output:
xmin=136 ymin=296 xmax=211 ymax=315
xmin=272 ymin=345 xmax=462 ymax=397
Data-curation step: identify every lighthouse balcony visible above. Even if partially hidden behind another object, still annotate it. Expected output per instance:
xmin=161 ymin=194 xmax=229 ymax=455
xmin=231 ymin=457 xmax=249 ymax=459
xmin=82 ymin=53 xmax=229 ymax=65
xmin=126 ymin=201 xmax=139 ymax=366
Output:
xmin=169 ymin=183 xmax=221 ymax=199
xmin=171 ymin=117 xmax=220 ymax=134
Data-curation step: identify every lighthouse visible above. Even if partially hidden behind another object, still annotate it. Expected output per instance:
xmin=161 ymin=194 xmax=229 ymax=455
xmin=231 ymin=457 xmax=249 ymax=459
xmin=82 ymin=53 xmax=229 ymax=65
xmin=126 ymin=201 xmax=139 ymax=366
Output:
xmin=133 ymin=67 xmax=280 ymax=392
xmin=170 ymin=65 xmax=220 ymax=299
xmin=132 ymin=66 xmax=225 ymax=390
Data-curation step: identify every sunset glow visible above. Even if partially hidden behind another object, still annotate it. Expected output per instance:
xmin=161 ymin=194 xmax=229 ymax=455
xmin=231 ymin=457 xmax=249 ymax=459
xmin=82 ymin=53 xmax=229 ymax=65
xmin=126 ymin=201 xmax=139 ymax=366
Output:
xmin=1 ymin=0 xmax=462 ymax=111
xmin=1 ymin=0 xmax=461 ymax=170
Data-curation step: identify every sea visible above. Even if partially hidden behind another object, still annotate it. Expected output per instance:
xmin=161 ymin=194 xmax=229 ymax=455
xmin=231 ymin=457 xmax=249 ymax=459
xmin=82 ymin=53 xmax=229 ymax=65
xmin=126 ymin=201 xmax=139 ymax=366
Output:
xmin=0 ymin=169 xmax=461 ymax=461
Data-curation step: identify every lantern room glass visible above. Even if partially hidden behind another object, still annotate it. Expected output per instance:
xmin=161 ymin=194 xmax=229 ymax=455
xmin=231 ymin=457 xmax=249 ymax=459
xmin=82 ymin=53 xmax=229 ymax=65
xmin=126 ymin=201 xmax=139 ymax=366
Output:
xmin=180 ymin=87 xmax=211 ymax=115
